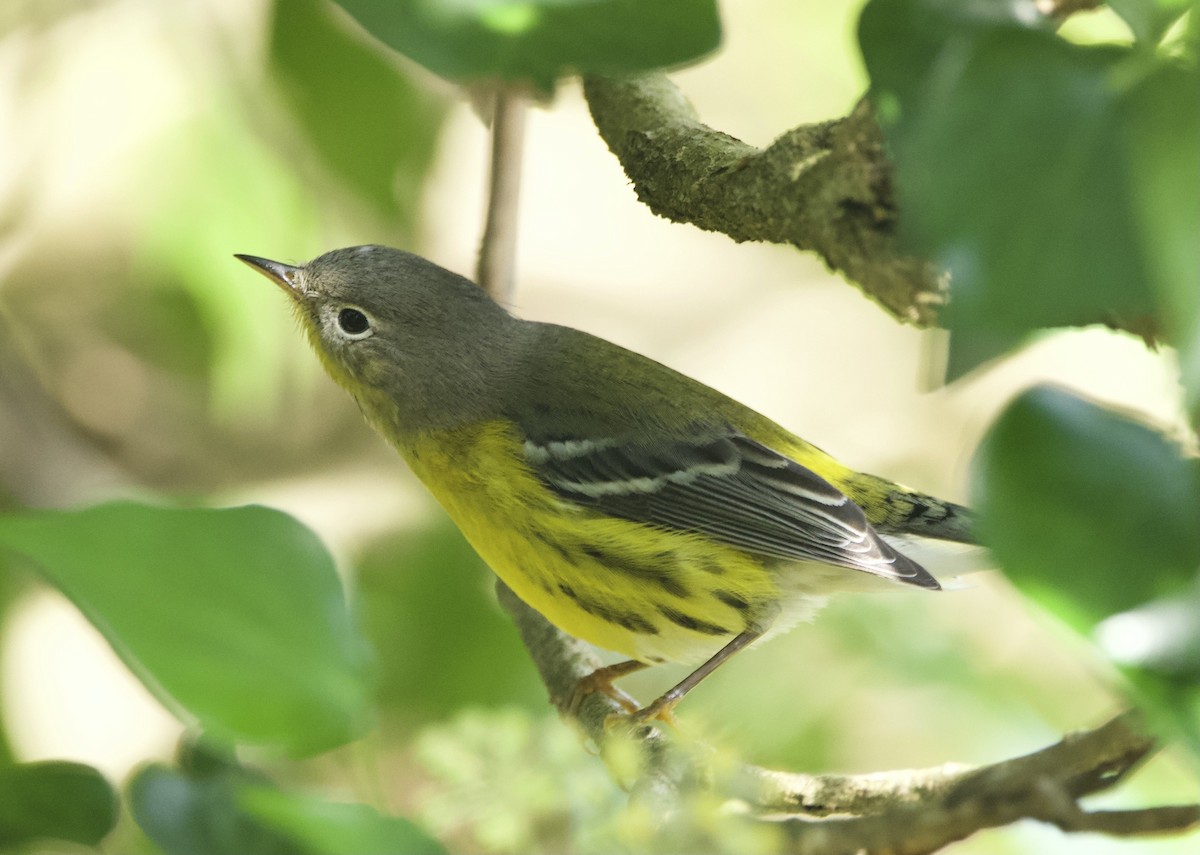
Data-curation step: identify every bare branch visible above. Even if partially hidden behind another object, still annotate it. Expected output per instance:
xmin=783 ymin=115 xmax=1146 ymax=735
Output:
xmin=476 ymin=87 xmax=528 ymax=302
xmin=583 ymin=75 xmax=943 ymax=326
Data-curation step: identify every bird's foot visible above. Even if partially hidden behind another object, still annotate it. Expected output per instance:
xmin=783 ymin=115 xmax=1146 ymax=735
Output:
xmin=567 ymin=660 xmax=647 ymax=718
xmin=628 ymin=694 xmax=680 ymax=728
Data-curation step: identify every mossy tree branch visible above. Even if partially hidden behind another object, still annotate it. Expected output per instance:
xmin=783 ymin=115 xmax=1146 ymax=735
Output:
xmin=497 ymin=581 xmax=1200 ymax=853
xmin=582 ymin=75 xmax=943 ymax=325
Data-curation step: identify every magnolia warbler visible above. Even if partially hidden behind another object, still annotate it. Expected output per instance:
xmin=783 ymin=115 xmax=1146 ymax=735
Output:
xmin=237 ymin=246 xmax=974 ymax=721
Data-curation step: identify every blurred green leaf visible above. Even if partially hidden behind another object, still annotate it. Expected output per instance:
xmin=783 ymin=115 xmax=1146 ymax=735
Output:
xmin=241 ymin=788 xmax=446 ymax=855
xmin=129 ymin=763 xmax=299 ymax=855
xmin=0 ymin=760 xmax=118 ymax=849
xmin=971 ymin=384 xmax=1200 ymax=630
xmin=972 ymin=383 xmax=1200 ymax=752
xmin=176 ymin=735 xmax=251 ymax=780
xmin=1123 ymin=62 xmax=1200 ymax=416
xmin=1126 ymin=671 xmax=1200 ymax=759
xmin=135 ymin=112 xmax=324 ymax=424
xmin=944 ymin=327 xmax=1026 ymax=384
xmin=0 ymin=502 xmax=374 ymax=755
xmin=1097 ymin=588 xmax=1200 ymax=678
xmin=858 ymin=0 xmax=1192 ymax=374
xmin=1096 ymin=588 xmax=1200 ymax=757
xmin=358 ymin=518 xmax=543 ymax=722
xmin=269 ymin=0 xmax=445 ymax=223
xmin=131 ymin=758 xmax=445 ymax=855
xmin=332 ymin=0 xmax=721 ymax=88
xmin=1108 ymin=0 xmax=1193 ymax=44
xmin=859 ymin=0 xmax=1045 ymax=103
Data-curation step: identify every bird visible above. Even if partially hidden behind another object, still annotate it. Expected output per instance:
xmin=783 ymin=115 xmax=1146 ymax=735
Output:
xmin=236 ymin=245 xmax=974 ymax=721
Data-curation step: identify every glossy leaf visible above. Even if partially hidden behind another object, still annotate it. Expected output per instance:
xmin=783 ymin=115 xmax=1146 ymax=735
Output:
xmin=858 ymin=0 xmax=1188 ymax=374
xmin=971 ymin=385 xmax=1200 ymax=630
xmin=0 ymin=503 xmax=373 ymax=756
xmin=332 ymin=0 xmax=722 ymax=87
xmin=0 ymin=761 xmax=118 ymax=848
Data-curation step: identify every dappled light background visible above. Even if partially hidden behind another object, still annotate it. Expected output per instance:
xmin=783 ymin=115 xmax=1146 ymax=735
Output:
xmin=0 ymin=0 xmax=1195 ymax=852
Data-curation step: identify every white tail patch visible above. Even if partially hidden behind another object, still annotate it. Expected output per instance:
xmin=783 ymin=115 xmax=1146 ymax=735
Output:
xmin=881 ymin=535 xmax=990 ymax=589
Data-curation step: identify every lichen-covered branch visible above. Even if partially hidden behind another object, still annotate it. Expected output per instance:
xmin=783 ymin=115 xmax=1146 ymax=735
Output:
xmin=743 ymin=708 xmax=1152 ymax=819
xmin=496 ymin=581 xmax=1200 ymax=853
xmin=582 ymin=75 xmax=943 ymax=325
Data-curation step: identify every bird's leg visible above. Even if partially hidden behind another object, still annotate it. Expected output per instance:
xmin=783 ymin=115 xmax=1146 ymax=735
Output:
xmin=568 ymin=659 xmax=649 ymax=716
xmin=633 ymin=629 xmax=762 ymax=724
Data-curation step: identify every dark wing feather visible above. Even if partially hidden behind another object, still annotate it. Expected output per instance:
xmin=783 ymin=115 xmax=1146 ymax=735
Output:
xmin=524 ymin=432 xmax=939 ymax=589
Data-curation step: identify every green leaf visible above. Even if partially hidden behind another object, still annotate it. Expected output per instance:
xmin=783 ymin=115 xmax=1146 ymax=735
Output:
xmin=332 ymin=0 xmax=721 ymax=87
xmin=0 ymin=760 xmax=118 ymax=848
xmin=1124 ymin=671 xmax=1200 ymax=760
xmin=1096 ymin=589 xmax=1200 ymax=758
xmin=129 ymin=764 xmax=300 ymax=855
xmin=1097 ymin=588 xmax=1200 ymax=678
xmin=269 ymin=0 xmax=445 ymax=222
xmin=130 ymin=759 xmax=445 ymax=855
xmin=1122 ymin=62 xmax=1200 ymax=416
xmin=358 ymin=519 xmax=543 ymax=721
xmin=859 ymin=0 xmax=1045 ymax=104
xmin=0 ymin=503 xmax=373 ymax=755
xmin=971 ymin=384 xmax=1200 ymax=630
xmin=241 ymin=788 xmax=446 ymax=855
xmin=859 ymin=0 xmax=1183 ymax=372
xmin=944 ymin=327 xmax=1027 ymax=384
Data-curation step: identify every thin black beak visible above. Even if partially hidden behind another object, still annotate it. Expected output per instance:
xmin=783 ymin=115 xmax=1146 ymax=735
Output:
xmin=234 ymin=254 xmax=303 ymax=296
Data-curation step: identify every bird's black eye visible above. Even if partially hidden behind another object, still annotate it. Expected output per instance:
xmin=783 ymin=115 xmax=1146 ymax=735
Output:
xmin=336 ymin=307 xmax=371 ymax=337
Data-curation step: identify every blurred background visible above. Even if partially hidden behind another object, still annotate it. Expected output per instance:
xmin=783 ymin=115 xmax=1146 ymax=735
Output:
xmin=0 ymin=0 xmax=1195 ymax=852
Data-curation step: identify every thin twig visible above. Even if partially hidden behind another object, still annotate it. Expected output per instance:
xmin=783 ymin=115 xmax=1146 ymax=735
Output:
xmin=476 ymin=86 xmax=528 ymax=302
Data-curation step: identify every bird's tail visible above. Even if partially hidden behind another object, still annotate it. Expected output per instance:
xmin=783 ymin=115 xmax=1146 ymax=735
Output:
xmin=840 ymin=472 xmax=976 ymax=545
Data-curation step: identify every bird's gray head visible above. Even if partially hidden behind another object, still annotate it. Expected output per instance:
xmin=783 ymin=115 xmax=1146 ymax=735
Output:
xmin=236 ymin=245 xmax=519 ymax=433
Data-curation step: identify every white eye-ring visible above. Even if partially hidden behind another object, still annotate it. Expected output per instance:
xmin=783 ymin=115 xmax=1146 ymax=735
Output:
xmin=334 ymin=306 xmax=373 ymax=340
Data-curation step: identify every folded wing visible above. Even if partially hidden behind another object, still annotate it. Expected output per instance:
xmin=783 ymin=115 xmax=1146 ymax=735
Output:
xmin=524 ymin=431 xmax=940 ymax=589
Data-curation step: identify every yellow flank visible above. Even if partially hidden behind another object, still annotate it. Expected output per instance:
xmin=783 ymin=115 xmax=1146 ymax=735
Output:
xmin=397 ymin=420 xmax=783 ymax=665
